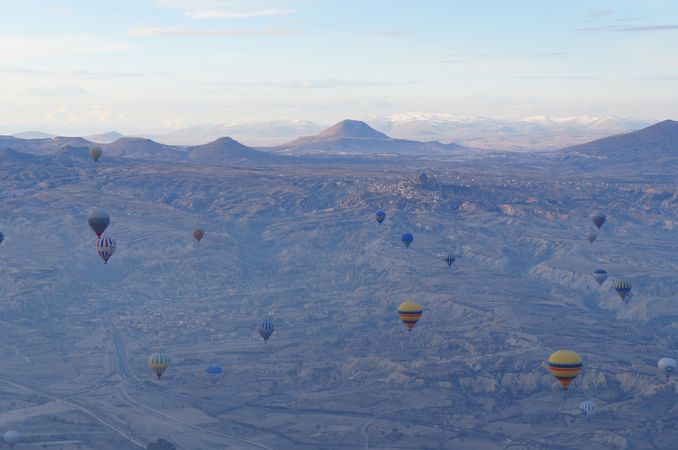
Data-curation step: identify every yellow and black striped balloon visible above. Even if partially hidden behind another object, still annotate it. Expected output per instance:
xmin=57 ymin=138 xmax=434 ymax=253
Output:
xmin=548 ymin=350 xmax=582 ymax=390
xmin=397 ymin=301 xmax=423 ymax=332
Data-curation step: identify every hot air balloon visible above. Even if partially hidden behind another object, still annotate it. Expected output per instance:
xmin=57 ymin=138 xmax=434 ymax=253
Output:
xmin=615 ymin=280 xmax=632 ymax=302
xmin=88 ymin=209 xmax=110 ymax=237
xmin=658 ymin=358 xmax=677 ymax=379
xmin=397 ymin=301 xmax=423 ymax=332
xmin=148 ymin=352 xmax=170 ymax=379
xmin=257 ymin=319 xmax=274 ymax=342
xmin=95 ymin=237 xmax=116 ymax=264
xmin=586 ymin=232 xmax=597 ymax=244
xmin=0 ymin=232 xmax=4 ymax=245
xmin=401 ymin=232 xmax=413 ymax=248
xmin=591 ymin=213 xmax=606 ymax=229
xmin=193 ymin=228 xmax=205 ymax=243
xmin=375 ymin=210 xmax=386 ymax=224
xmin=445 ymin=253 xmax=455 ymax=267
xmin=90 ymin=146 xmax=103 ymax=162
xmin=3 ymin=430 xmax=19 ymax=448
xmin=205 ymin=365 xmax=224 ymax=386
xmin=592 ymin=269 xmax=608 ymax=286
xmin=548 ymin=350 xmax=583 ymax=390
xmin=580 ymin=400 xmax=597 ymax=417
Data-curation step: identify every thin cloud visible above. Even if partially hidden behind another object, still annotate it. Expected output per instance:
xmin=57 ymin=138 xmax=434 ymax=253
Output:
xmin=28 ymin=85 xmax=89 ymax=97
xmin=202 ymin=79 xmax=417 ymax=90
xmin=129 ymin=27 xmax=297 ymax=37
xmin=365 ymin=30 xmax=410 ymax=38
xmin=438 ymin=52 xmax=564 ymax=63
xmin=0 ymin=68 xmax=142 ymax=79
xmin=185 ymin=8 xmax=295 ymax=19
xmin=639 ymin=76 xmax=678 ymax=80
xmin=0 ymin=36 xmax=127 ymax=62
xmin=588 ymin=9 xmax=616 ymax=17
xmin=579 ymin=24 xmax=678 ymax=32
xmin=490 ymin=75 xmax=597 ymax=80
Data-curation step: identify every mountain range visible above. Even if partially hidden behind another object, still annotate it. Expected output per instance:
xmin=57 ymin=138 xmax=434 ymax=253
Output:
xmin=1 ymin=119 xmax=676 ymax=177
xmin=8 ymin=114 xmax=650 ymax=150
xmin=557 ymin=120 xmax=678 ymax=175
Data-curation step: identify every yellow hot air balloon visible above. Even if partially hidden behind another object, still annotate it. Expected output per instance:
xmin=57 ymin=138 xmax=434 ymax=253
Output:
xmin=548 ymin=350 xmax=582 ymax=390
xmin=90 ymin=146 xmax=103 ymax=162
xmin=397 ymin=301 xmax=423 ymax=332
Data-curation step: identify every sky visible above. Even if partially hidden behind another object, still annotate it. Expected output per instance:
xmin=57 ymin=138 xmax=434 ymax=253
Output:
xmin=0 ymin=0 xmax=677 ymax=135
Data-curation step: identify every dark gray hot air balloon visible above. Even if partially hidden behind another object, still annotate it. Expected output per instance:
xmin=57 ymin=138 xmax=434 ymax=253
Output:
xmin=591 ymin=213 xmax=606 ymax=229
xmin=88 ymin=209 xmax=110 ymax=237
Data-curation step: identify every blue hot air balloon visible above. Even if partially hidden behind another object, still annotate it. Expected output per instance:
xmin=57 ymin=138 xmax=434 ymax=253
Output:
xmin=205 ymin=365 xmax=224 ymax=386
xmin=592 ymin=269 xmax=608 ymax=286
xmin=375 ymin=210 xmax=386 ymax=224
xmin=401 ymin=232 xmax=413 ymax=248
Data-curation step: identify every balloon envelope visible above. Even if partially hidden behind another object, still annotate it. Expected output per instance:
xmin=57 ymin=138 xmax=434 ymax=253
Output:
xmin=592 ymin=269 xmax=608 ymax=286
xmin=580 ymin=400 xmax=596 ymax=417
xmin=401 ymin=232 xmax=413 ymax=248
xmin=148 ymin=352 xmax=170 ymax=379
xmin=3 ymin=430 xmax=19 ymax=447
xmin=88 ymin=209 xmax=110 ymax=237
xmin=658 ymin=358 xmax=677 ymax=378
xmin=586 ymin=232 xmax=597 ymax=244
xmin=90 ymin=146 xmax=103 ymax=162
xmin=591 ymin=213 xmax=606 ymax=229
xmin=257 ymin=319 xmax=274 ymax=342
xmin=205 ymin=365 xmax=224 ymax=385
xmin=445 ymin=253 xmax=455 ymax=266
xmin=96 ymin=237 xmax=116 ymax=264
xmin=615 ymin=280 xmax=632 ymax=302
xmin=397 ymin=301 xmax=423 ymax=332
xmin=0 ymin=232 xmax=4 ymax=245
xmin=193 ymin=228 xmax=205 ymax=243
xmin=548 ymin=350 xmax=582 ymax=390
xmin=375 ymin=210 xmax=386 ymax=223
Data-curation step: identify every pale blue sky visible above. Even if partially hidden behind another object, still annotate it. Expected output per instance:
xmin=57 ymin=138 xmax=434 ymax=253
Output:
xmin=0 ymin=0 xmax=677 ymax=134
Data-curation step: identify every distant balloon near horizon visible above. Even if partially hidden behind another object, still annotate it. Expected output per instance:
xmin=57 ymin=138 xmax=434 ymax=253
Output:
xmin=95 ymin=237 xmax=116 ymax=264
xmin=193 ymin=228 xmax=205 ymax=243
xmin=205 ymin=364 xmax=224 ymax=386
xmin=658 ymin=358 xmax=676 ymax=379
xmin=88 ymin=209 xmax=110 ymax=237
xmin=586 ymin=232 xmax=597 ymax=244
xmin=615 ymin=280 xmax=632 ymax=302
xmin=89 ymin=146 xmax=103 ymax=162
xmin=401 ymin=232 xmax=413 ymax=248
xmin=592 ymin=269 xmax=608 ymax=286
xmin=375 ymin=210 xmax=386 ymax=223
xmin=591 ymin=213 xmax=606 ymax=229
xmin=3 ymin=430 xmax=19 ymax=448
xmin=397 ymin=301 xmax=423 ymax=332
xmin=548 ymin=350 xmax=583 ymax=390
xmin=257 ymin=319 xmax=274 ymax=342
xmin=580 ymin=400 xmax=597 ymax=417
xmin=148 ymin=352 xmax=170 ymax=379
